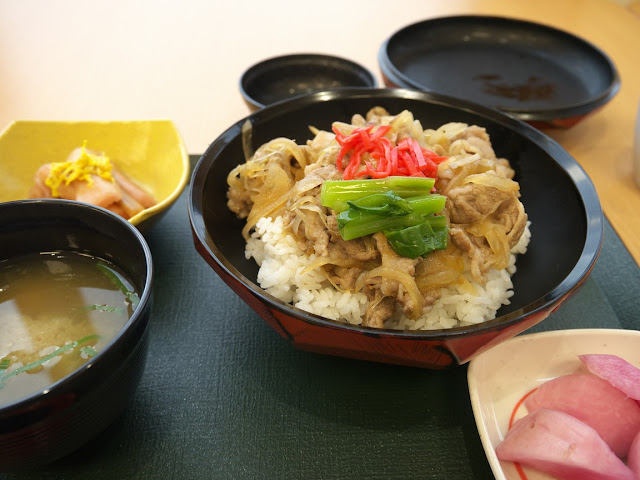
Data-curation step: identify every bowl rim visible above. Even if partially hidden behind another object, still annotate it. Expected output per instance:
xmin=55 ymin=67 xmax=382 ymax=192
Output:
xmin=189 ymin=87 xmax=603 ymax=340
xmin=239 ymin=52 xmax=378 ymax=110
xmin=0 ymin=198 xmax=154 ymax=413
xmin=377 ymin=14 xmax=621 ymax=123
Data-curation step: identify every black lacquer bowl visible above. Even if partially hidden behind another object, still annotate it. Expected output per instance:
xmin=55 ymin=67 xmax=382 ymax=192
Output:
xmin=0 ymin=199 xmax=153 ymax=471
xmin=189 ymin=88 xmax=603 ymax=369
xmin=378 ymin=16 xmax=620 ymax=128
xmin=240 ymin=53 xmax=376 ymax=111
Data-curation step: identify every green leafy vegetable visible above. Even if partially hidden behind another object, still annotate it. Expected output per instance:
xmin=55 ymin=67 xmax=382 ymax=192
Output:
xmin=337 ymin=211 xmax=428 ymax=241
xmin=0 ymin=358 xmax=10 ymax=373
xmin=384 ymin=216 xmax=448 ymax=259
xmin=0 ymin=334 xmax=101 ymax=389
xmin=402 ymin=194 xmax=446 ymax=216
xmin=345 ymin=191 xmax=412 ymax=216
xmin=84 ymin=304 xmax=124 ymax=314
xmin=336 ymin=194 xmax=446 ymax=241
xmin=96 ymin=262 xmax=140 ymax=307
xmin=321 ymin=176 xmax=435 ymax=212
xmin=80 ymin=346 xmax=98 ymax=358
xmin=323 ymin=177 xmax=448 ymax=258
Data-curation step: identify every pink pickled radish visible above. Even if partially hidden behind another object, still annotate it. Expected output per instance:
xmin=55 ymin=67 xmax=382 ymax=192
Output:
xmin=579 ymin=354 xmax=640 ymax=401
xmin=496 ymin=409 xmax=636 ymax=480
xmin=524 ymin=373 xmax=640 ymax=457
xmin=628 ymin=431 xmax=640 ymax=478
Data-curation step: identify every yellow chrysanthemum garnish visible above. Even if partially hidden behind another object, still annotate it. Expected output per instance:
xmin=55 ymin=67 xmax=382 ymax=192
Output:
xmin=45 ymin=141 xmax=114 ymax=197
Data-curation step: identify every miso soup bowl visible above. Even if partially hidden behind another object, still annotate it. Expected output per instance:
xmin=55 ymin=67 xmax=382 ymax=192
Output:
xmin=188 ymin=88 xmax=603 ymax=370
xmin=0 ymin=199 xmax=153 ymax=471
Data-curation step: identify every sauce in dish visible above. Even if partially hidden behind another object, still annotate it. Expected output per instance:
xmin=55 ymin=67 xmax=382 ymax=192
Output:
xmin=0 ymin=251 xmax=139 ymax=405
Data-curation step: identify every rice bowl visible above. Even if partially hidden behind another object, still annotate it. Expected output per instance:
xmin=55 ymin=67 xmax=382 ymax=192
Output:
xmin=189 ymin=88 xmax=602 ymax=368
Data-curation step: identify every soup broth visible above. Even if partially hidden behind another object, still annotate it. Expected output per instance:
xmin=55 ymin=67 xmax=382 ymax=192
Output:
xmin=0 ymin=251 xmax=139 ymax=405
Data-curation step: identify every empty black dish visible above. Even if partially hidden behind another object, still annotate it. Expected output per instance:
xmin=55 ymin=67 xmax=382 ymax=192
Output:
xmin=240 ymin=53 xmax=377 ymax=111
xmin=379 ymin=16 xmax=620 ymax=128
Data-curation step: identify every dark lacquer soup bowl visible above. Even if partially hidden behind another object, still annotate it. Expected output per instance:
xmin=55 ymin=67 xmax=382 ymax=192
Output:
xmin=188 ymin=88 xmax=603 ymax=369
xmin=0 ymin=199 xmax=153 ymax=470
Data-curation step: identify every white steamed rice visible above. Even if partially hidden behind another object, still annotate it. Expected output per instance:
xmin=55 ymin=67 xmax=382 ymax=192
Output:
xmin=245 ymin=216 xmax=531 ymax=330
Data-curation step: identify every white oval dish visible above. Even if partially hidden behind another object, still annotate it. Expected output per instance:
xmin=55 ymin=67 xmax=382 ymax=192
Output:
xmin=467 ymin=328 xmax=640 ymax=480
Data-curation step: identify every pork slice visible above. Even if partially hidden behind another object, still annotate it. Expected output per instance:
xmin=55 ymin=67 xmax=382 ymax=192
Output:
xmin=496 ymin=408 xmax=636 ymax=480
xmin=579 ymin=354 xmax=640 ymax=401
xmin=364 ymin=295 xmax=395 ymax=329
xmin=495 ymin=157 xmax=515 ymax=179
xmin=328 ymin=266 xmax=362 ymax=291
xmin=448 ymin=226 xmax=492 ymax=283
xmin=524 ymin=373 xmax=640 ymax=457
xmin=445 ymin=183 xmax=507 ymax=224
xmin=326 ymin=215 xmax=379 ymax=262
xmin=372 ymin=232 xmax=419 ymax=317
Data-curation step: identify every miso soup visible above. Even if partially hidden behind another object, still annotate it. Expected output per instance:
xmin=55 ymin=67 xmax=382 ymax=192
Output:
xmin=0 ymin=251 xmax=139 ymax=405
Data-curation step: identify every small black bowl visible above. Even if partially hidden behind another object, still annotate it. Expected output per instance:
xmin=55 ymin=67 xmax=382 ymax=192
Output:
xmin=240 ymin=53 xmax=377 ymax=111
xmin=378 ymin=16 xmax=620 ymax=128
xmin=0 ymin=199 xmax=153 ymax=471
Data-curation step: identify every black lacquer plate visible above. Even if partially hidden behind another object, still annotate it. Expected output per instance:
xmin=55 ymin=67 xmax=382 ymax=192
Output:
xmin=379 ymin=16 xmax=620 ymax=127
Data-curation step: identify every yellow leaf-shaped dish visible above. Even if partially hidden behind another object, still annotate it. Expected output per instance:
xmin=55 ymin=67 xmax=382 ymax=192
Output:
xmin=0 ymin=120 xmax=189 ymax=229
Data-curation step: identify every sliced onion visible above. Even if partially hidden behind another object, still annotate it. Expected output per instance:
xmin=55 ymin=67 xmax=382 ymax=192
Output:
xmin=356 ymin=266 xmax=424 ymax=319
xmin=241 ymin=119 xmax=254 ymax=162
xmin=468 ymin=220 xmax=510 ymax=270
xmin=302 ymin=256 xmax=363 ymax=274
xmin=263 ymin=138 xmax=309 ymax=172
xmin=436 ymin=122 xmax=468 ymax=140
xmin=415 ymin=247 xmax=465 ymax=291
xmin=464 ymin=172 xmax=520 ymax=193
xmin=455 ymin=276 xmax=478 ymax=295
xmin=242 ymin=162 xmax=293 ymax=238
